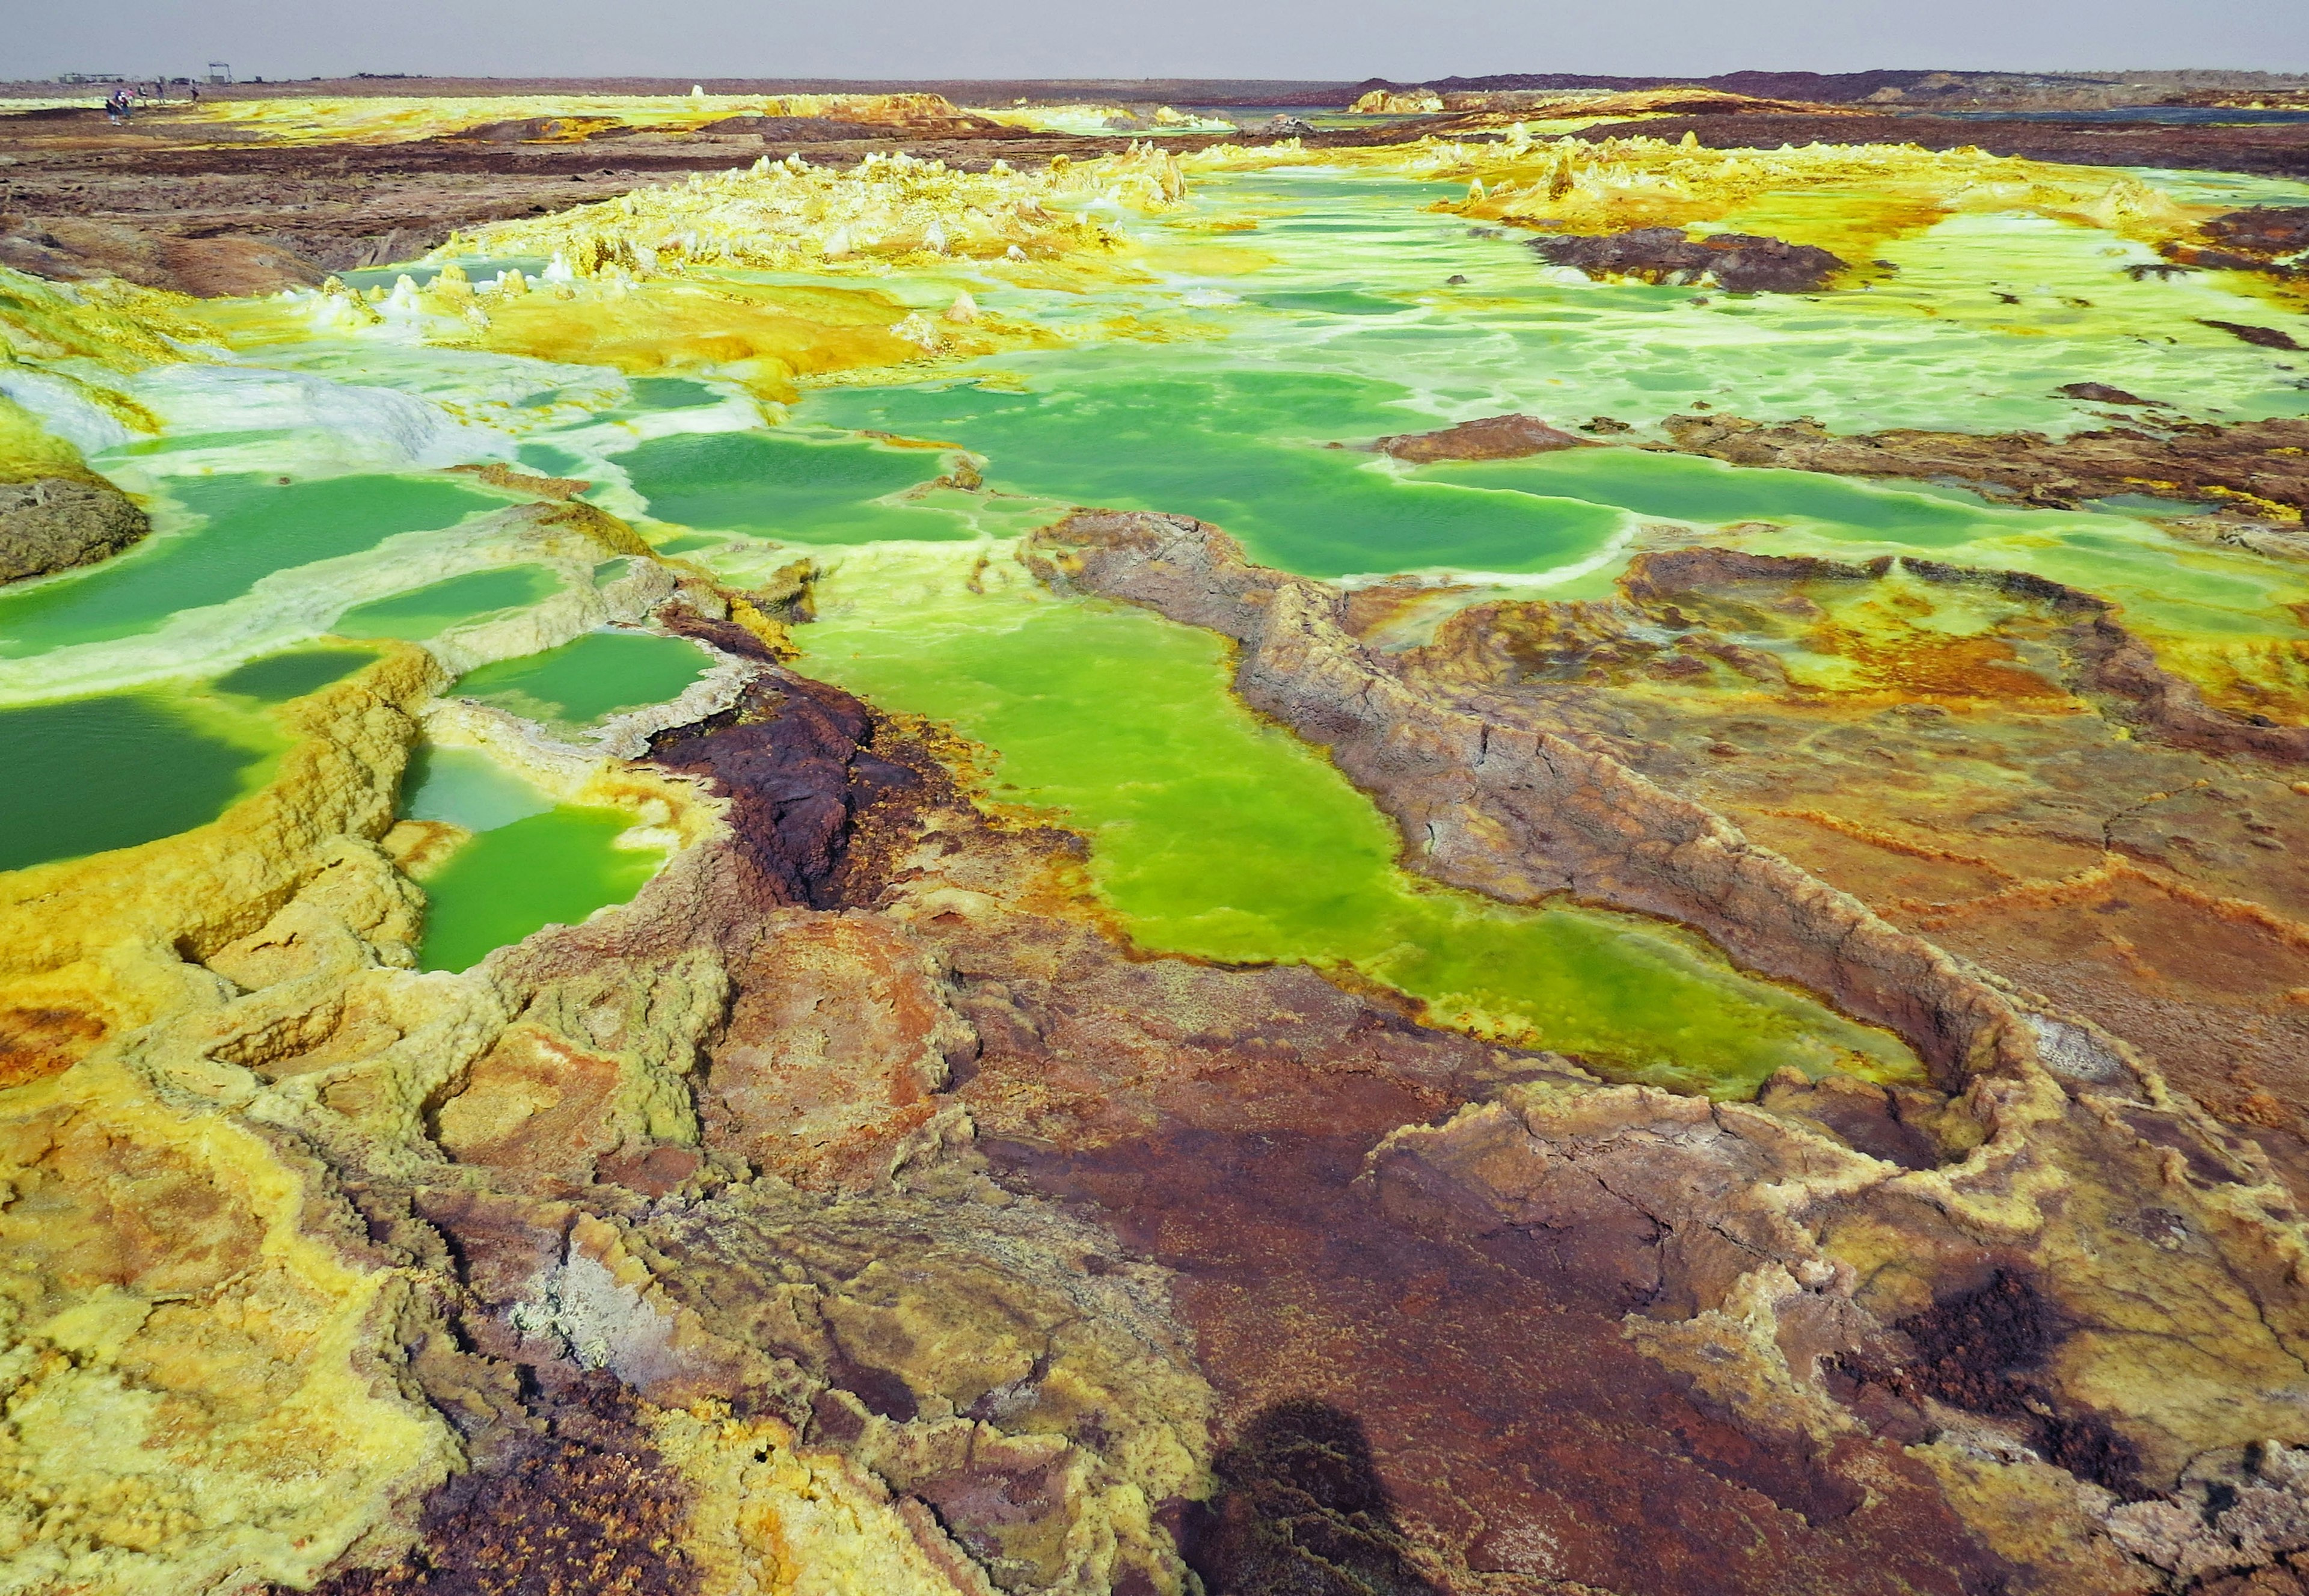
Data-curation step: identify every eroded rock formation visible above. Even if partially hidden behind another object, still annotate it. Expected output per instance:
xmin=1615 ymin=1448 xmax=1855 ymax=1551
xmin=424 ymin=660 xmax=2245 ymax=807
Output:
xmin=1653 ymin=411 xmax=2309 ymax=517
xmin=1023 ymin=506 xmax=2309 ymax=1589
xmin=1532 ymin=227 xmax=1850 ymax=292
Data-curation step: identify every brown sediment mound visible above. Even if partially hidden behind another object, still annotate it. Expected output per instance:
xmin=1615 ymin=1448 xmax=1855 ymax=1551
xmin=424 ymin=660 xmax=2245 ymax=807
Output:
xmin=1373 ymin=411 xmax=1591 ymax=461
xmin=2157 ymin=206 xmax=2309 ymax=281
xmin=1651 ymin=411 xmax=2309 ymax=517
xmin=1532 ymin=226 xmax=1849 ymax=292
xmin=2204 ymin=206 xmax=2309 ymax=259
xmin=0 ymin=213 xmax=326 ymax=295
xmin=442 ymin=115 xmax=625 ymax=144
xmin=0 ymin=473 xmax=150 ymax=582
xmin=645 ymin=666 xmax=915 ymax=909
xmin=444 ymin=461 xmax=592 ymax=499
xmin=2056 ymin=381 xmax=2160 ymax=406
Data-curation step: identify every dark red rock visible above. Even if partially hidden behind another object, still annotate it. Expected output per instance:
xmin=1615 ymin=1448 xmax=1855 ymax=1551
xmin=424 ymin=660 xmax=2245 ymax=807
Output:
xmin=2204 ymin=206 xmax=2309 ymax=254
xmin=1533 ymin=227 xmax=1848 ymax=292
xmin=646 ymin=671 xmax=916 ymax=910
xmin=301 ymin=1374 xmax=698 ymax=1596
xmin=2201 ymin=318 xmax=2305 ymax=350
xmin=1835 ymin=1269 xmax=2147 ymax=1499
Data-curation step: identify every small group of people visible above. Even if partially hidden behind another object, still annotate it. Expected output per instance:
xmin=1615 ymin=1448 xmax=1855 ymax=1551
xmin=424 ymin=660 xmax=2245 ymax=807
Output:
xmin=100 ymin=81 xmax=198 ymax=123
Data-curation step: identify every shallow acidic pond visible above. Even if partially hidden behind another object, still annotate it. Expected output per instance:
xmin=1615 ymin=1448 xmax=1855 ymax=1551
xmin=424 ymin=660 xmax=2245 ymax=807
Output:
xmin=796 ymin=547 xmax=1916 ymax=1095
xmin=210 ymin=645 xmax=381 ymax=702
xmin=399 ymin=746 xmax=664 ymax=972
xmin=337 ymin=565 xmax=563 ymax=639
xmin=0 ymin=474 xmax=502 ymax=657
xmin=0 ymin=690 xmax=284 ymax=872
xmin=447 ymin=630 xmax=710 ymax=727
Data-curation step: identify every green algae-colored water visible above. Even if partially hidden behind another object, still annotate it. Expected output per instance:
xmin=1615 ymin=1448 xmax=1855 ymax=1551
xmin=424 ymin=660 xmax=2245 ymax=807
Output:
xmin=796 ymin=547 xmax=1918 ymax=1096
xmin=795 ymin=367 xmax=1631 ymax=576
xmin=401 ymin=744 xmax=554 ymax=832
xmin=448 ymin=630 xmax=710 ymax=726
xmin=211 ymin=646 xmax=380 ymax=702
xmin=0 ymin=690 xmax=283 ymax=871
xmin=337 ymin=565 xmax=563 ymax=639
xmin=11 ymin=162 xmax=2309 ymax=1079
xmin=399 ymin=745 xmax=664 ymax=971
xmin=616 ymin=429 xmax=978 ymax=544
xmin=1420 ymin=449 xmax=2026 ymax=547
xmin=0 ymin=474 xmax=503 ymax=657
xmin=415 ymin=809 xmax=663 ymax=971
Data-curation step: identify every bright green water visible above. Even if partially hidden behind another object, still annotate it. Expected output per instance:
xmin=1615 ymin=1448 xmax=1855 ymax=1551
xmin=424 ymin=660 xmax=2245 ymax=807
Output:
xmin=1406 ymin=449 xmax=2309 ymax=639
xmin=0 ymin=474 xmax=501 ymax=657
xmin=799 ymin=367 xmax=1629 ymax=577
xmin=623 ymin=376 xmax=725 ymax=411
xmin=1420 ymin=449 xmax=2026 ymax=545
xmin=615 ymin=429 xmax=978 ymax=544
xmin=0 ymin=691 xmax=281 ymax=871
xmin=791 ymin=373 xmax=2305 ymax=634
xmin=517 ymin=442 xmax=590 ymax=477
xmin=336 ymin=565 xmax=563 ymax=639
xmin=400 ymin=745 xmax=662 ymax=971
xmin=795 ymin=548 xmax=1918 ymax=1096
xmin=400 ymin=744 xmax=554 ymax=831
xmin=447 ymin=630 xmax=709 ymax=726
xmin=210 ymin=646 xmax=379 ymax=702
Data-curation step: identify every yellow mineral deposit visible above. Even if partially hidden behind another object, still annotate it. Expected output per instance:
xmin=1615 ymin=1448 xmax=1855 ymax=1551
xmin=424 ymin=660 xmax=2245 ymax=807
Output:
xmin=0 ymin=647 xmax=438 ymax=1078
xmin=1350 ymin=88 xmax=1445 ymax=114
xmin=0 ymin=268 xmax=200 ymax=434
xmin=450 ymin=144 xmax=1189 ymax=278
xmin=0 ymin=1056 xmax=462 ymax=1592
xmin=159 ymin=91 xmax=981 ymax=147
xmin=1182 ymin=130 xmax=2214 ymax=268
xmin=971 ymin=102 xmax=1239 ymax=135
xmin=234 ymin=146 xmax=1191 ymax=394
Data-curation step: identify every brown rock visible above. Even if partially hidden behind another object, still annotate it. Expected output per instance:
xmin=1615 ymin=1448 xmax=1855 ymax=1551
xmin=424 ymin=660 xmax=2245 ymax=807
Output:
xmin=1651 ymin=410 xmax=2309 ymax=517
xmin=2056 ymin=382 xmax=2158 ymax=405
xmin=0 ymin=474 xmax=151 ymax=583
xmin=1534 ymin=226 xmax=1848 ymax=292
xmin=0 ymin=213 xmax=324 ymax=295
xmin=700 ymin=909 xmax=971 ymax=1188
xmin=2201 ymin=318 xmax=2305 ymax=351
xmin=1373 ymin=411 xmax=1591 ymax=461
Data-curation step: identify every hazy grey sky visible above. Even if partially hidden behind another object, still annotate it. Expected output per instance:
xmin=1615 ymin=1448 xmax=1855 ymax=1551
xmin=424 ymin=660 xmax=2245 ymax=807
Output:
xmin=5 ymin=0 xmax=2305 ymax=84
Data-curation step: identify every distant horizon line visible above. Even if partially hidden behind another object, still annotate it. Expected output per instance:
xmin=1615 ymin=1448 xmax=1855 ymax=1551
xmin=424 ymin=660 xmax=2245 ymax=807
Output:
xmin=7 ymin=67 xmax=2309 ymax=89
